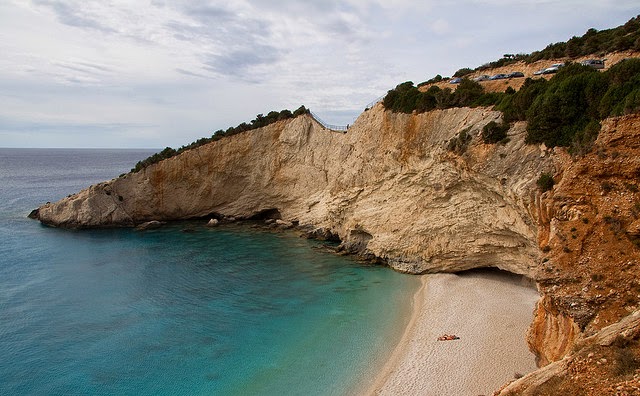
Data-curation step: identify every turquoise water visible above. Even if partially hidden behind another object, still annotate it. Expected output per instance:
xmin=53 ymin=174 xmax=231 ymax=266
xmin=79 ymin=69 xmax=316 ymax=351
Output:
xmin=0 ymin=149 xmax=419 ymax=395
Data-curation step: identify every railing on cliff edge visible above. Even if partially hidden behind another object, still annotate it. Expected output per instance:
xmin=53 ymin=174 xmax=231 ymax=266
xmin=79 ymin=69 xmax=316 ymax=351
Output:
xmin=365 ymin=94 xmax=386 ymax=111
xmin=308 ymin=110 xmax=348 ymax=132
xmin=308 ymin=94 xmax=386 ymax=133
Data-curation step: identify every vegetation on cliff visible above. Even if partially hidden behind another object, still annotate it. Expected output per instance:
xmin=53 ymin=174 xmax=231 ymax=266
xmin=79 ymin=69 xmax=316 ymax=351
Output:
xmin=134 ymin=16 xmax=640 ymax=175
xmin=502 ymin=59 xmax=640 ymax=151
xmin=131 ymin=106 xmax=309 ymax=173
xmin=472 ymin=15 xmax=640 ymax=72
xmin=481 ymin=120 xmax=510 ymax=144
xmin=382 ymin=79 xmax=502 ymax=114
xmin=384 ymin=58 xmax=640 ymax=154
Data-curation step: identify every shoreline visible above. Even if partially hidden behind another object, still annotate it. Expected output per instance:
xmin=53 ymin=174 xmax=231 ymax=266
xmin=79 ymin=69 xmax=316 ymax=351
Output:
xmin=366 ymin=270 xmax=539 ymax=396
xmin=364 ymin=275 xmax=428 ymax=394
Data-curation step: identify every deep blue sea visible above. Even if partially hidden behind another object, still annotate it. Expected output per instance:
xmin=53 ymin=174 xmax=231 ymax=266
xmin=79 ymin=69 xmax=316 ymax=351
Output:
xmin=0 ymin=148 xmax=419 ymax=396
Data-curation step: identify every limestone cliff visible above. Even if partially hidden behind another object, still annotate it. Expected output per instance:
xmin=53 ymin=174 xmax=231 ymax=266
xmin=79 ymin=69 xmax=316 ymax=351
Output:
xmin=503 ymin=114 xmax=640 ymax=395
xmin=35 ymin=102 xmax=640 ymax=393
xmin=35 ymin=104 xmax=552 ymax=276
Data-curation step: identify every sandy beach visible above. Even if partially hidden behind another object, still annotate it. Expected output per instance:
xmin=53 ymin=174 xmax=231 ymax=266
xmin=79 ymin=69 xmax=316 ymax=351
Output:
xmin=367 ymin=270 xmax=540 ymax=396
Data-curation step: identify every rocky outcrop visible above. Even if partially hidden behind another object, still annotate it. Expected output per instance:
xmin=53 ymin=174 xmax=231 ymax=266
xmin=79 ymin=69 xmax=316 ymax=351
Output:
xmin=508 ymin=113 xmax=640 ymax=394
xmin=34 ymin=101 xmax=640 ymax=393
xmin=135 ymin=220 xmax=164 ymax=230
xmin=497 ymin=309 xmax=640 ymax=395
xmin=35 ymin=104 xmax=552 ymax=276
xmin=527 ymin=295 xmax=580 ymax=367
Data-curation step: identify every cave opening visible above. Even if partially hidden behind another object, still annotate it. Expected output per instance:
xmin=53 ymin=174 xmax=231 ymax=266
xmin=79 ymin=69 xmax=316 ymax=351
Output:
xmin=248 ymin=208 xmax=282 ymax=220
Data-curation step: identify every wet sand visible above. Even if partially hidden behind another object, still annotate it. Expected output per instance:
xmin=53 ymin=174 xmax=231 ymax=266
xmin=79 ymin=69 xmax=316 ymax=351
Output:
xmin=367 ymin=270 xmax=540 ymax=396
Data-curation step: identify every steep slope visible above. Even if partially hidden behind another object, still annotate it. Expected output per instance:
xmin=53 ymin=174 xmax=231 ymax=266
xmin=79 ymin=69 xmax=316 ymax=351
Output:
xmin=34 ymin=100 xmax=640 ymax=394
xmin=501 ymin=114 xmax=640 ymax=395
xmin=35 ymin=104 xmax=551 ymax=276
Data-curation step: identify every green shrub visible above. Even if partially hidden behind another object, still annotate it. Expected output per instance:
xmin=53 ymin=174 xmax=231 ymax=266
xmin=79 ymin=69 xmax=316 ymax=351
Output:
xmin=625 ymin=183 xmax=639 ymax=192
xmin=447 ymin=128 xmax=473 ymax=154
xmin=415 ymin=91 xmax=438 ymax=112
xmin=477 ymin=54 xmax=526 ymax=71
xmin=383 ymin=81 xmax=419 ymax=113
xmin=383 ymin=79 xmax=496 ymax=114
xmin=472 ymin=92 xmax=505 ymax=107
xmin=601 ymin=181 xmax=615 ymax=193
xmin=381 ymin=19 xmax=640 ymax=150
xmin=570 ymin=120 xmax=601 ymax=156
xmin=453 ymin=68 xmax=474 ymax=78
xmin=418 ymin=75 xmax=443 ymax=87
xmin=452 ymin=79 xmax=484 ymax=106
xmin=131 ymin=106 xmax=309 ymax=173
xmin=521 ymin=16 xmax=640 ymax=63
xmin=498 ymin=78 xmax=549 ymax=123
xmin=525 ymin=64 xmax=599 ymax=147
xmin=537 ymin=173 xmax=555 ymax=192
xmin=481 ymin=121 xmax=509 ymax=144
xmin=519 ymin=61 xmax=640 ymax=148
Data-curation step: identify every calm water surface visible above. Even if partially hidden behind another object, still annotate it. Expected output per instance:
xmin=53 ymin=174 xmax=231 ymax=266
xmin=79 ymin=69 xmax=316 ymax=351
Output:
xmin=0 ymin=148 xmax=419 ymax=395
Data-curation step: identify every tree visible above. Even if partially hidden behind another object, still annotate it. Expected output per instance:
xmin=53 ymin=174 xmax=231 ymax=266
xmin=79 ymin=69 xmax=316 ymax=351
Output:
xmin=537 ymin=173 xmax=555 ymax=192
xmin=453 ymin=68 xmax=474 ymax=78
xmin=481 ymin=121 xmax=509 ymax=144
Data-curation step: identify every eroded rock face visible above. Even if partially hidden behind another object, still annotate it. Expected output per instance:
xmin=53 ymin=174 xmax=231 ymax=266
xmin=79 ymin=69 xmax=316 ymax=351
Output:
xmin=509 ymin=113 xmax=640 ymax=394
xmin=33 ymin=103 xmax=640 ymax=393
xmin=497 ymin=309 xmax=640 ymax=396
xmin=527 ymin=295 xmax=580 ymax=367
xmin=36 ymin=105 xmax=552 ymax=276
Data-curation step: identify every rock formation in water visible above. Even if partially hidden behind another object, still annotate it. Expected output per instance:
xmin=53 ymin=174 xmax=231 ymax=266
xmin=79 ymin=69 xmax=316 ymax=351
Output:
xmin=34 ymin=70 xmax=640 ymax=396
xmin=36 ymin=105 xmax=552 ymax=276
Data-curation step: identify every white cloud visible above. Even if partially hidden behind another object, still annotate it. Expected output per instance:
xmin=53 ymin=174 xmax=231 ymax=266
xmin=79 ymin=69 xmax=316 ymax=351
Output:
xmin=0 ymin=0 xmax=638 ymax=147
xmin=431 ymin=18 xmax=450 ymax=36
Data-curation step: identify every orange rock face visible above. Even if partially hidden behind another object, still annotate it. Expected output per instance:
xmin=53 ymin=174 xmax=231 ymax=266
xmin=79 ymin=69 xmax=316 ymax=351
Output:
xmin=500 ymin=114 xmax=640 ymax=395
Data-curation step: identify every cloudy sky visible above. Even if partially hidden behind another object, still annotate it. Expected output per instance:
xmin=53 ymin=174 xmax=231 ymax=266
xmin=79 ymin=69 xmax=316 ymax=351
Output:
xmin=1 ymin=1 xmax=638 ymax=148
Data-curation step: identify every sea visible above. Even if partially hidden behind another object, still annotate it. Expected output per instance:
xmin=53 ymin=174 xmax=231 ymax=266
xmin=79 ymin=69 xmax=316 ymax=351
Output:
xmin=0 ymin=148 xmax=420 ymax=396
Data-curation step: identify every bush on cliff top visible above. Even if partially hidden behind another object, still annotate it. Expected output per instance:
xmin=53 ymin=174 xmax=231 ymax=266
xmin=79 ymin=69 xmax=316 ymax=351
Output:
xmin=384 ymin=16 xmax=640 ymax=152
xmin=481 ymin=121 xmax=509 ymax=144
xmin=475 ymin=15 xmax=640 ymax=70
xmin=383 ymin=78 xmax=499 ymax=114
xmin=498 ymin=60 xmax=640 ymax=150
xmin=131 ymin=106 xmax=309 ymax=173
xmin=385 ymin=58 xmax=640 ymax=153
xmin=517 ymin=59 xmax=640 ymax=150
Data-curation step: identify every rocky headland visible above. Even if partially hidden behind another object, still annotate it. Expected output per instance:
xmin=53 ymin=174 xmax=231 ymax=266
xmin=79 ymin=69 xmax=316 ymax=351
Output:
xmin=35 ymin=104 xmax=549 ymax=275
xmin=34 ymin=65 xmax=640 ymax=394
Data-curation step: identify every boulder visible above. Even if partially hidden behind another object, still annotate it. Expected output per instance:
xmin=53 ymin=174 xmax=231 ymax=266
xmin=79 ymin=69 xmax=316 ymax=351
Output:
xmin=206 ymin=218 xmax=219 ymax=227
xmin=27 ymin=209 xmax=39 ymax=219
xmin=135 ymin=220 xmax=164 ymax=230
xmin=626 ymin=219 xmax=640 ymax=237
xmin=275 ymin=219 xmax=294 ymax=229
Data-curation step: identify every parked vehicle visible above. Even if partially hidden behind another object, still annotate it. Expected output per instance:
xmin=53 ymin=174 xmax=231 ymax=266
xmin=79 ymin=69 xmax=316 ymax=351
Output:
xmin=473 ymin=75 xmax=490 ymax=82
xmin=533 ymin=68 xmax=546 ymax=75
xmin=489 ymin=74 xmax=508 ymax=80
xmin=449 ymin=77 xmax=462 ymax=84
xmin=542 ymin=63 xmax=565 ymax=74
xmin=507 ymin=72 xmax=524 ymax=78
xmin=580 ymin=59 xmax=605 ymax=69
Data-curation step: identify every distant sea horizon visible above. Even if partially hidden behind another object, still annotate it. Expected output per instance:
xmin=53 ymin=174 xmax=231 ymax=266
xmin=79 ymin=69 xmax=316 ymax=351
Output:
xmin=0 ymin=147 xmax=419 ymax=395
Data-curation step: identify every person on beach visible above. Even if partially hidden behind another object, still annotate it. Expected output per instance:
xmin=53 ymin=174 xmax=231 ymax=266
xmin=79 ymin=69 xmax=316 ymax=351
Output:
xmin=437 ymin=334 xmax=460 ymax=341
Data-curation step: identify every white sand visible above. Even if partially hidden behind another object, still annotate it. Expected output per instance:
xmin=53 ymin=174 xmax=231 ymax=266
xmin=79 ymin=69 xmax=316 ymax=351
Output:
xmin=367 ymin=270 xmax=540 ymax=396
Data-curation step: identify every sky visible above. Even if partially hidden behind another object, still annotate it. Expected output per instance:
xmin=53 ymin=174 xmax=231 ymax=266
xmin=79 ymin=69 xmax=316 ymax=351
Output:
xmin=1 ymin=1 xmax=639 ymax=148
